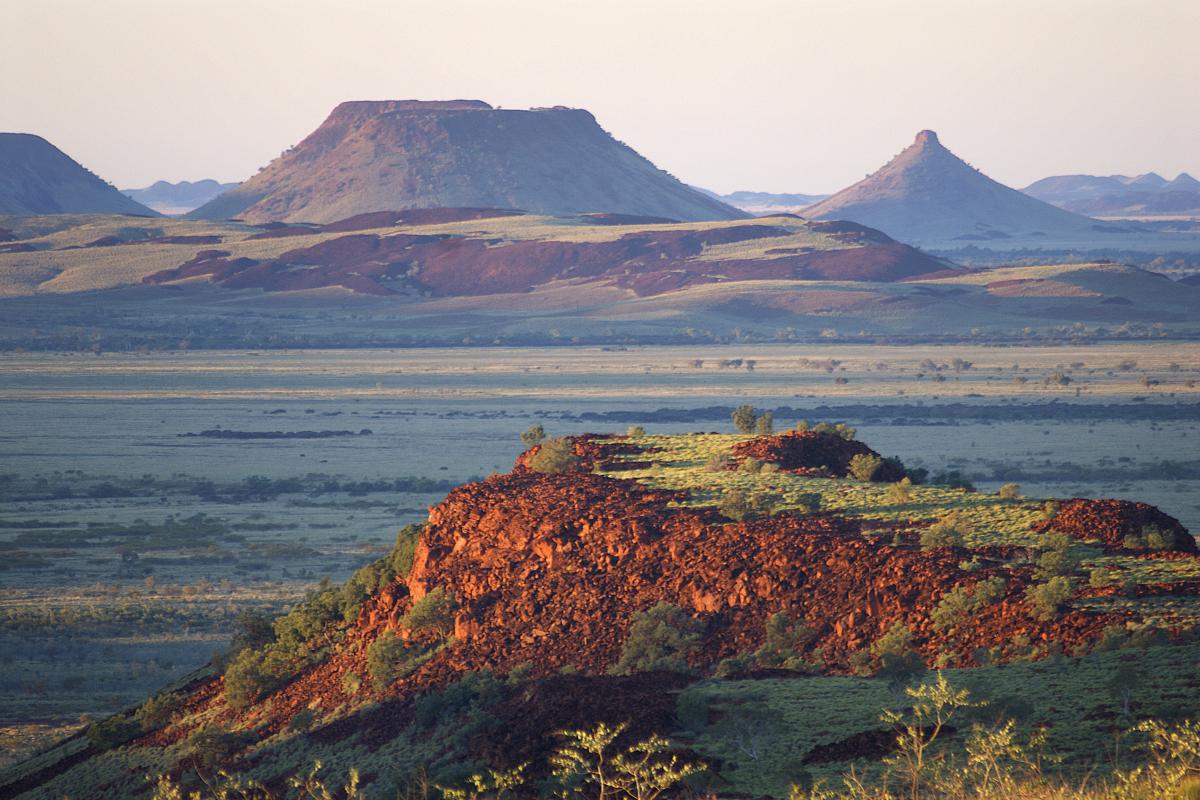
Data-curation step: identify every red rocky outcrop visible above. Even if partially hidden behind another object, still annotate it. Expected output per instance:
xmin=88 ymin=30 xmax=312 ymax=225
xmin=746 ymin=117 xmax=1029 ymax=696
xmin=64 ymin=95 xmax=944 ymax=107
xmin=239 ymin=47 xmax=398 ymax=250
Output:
xmin=1035 ymin=498 xmax=1196 ymax=554
xmin=732 ymin=430 xmax=906 ymax=481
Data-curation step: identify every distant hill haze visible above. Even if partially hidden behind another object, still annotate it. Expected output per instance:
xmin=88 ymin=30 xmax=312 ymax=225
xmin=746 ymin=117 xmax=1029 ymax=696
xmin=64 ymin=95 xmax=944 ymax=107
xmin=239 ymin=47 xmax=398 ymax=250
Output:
xmin=698 ymin=188 xmax=829 ymax=215
xmin=0 ymin=133 xmax=157 ymax=216
xmin=189 ymin=100 xmax=744 ymax=224
xmin=802 ymin=130 xmax=1101 ymax=242
xmin=1023 ymin=172 xmax=1200 ymax=217
xmin=122 ymin=179 xmax=238 ymax=215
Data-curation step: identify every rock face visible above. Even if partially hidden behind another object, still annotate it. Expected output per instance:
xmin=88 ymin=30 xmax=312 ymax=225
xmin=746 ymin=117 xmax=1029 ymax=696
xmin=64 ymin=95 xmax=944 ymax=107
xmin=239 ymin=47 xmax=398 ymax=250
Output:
xmin=803 ymin=130 xmax=1100 ymax=242
xmin=0 ymin=133 xmax=157 ymax=216
xmin=189 ymin=100 xmax=744 ymax=224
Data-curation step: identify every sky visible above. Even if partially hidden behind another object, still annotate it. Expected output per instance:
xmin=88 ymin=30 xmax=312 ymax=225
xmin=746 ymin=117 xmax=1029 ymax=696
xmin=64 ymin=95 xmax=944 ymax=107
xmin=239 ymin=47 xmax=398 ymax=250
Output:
xmin=1 ymin=0 xmax=1196 ymax=194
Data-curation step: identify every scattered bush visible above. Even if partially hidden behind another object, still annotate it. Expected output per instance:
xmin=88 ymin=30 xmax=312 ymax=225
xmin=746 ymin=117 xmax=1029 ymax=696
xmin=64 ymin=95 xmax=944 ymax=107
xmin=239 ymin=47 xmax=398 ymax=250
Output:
xmin=402 ymin=587 xmax=456 ymax=637
xmin=626 ymin=425 xmax=645 ymax=438
xmin=528 ymin=438 xmax=580 ymax=474
xmin=366 ymin=631 xmax=439 ymax=690
xmin=848 ymin=453 xmax=883 ymax=481
xmin=870 ymin=622 xmax=925 ymax=689
xmin=929 ymin=577 xmax=1006 ymax=633
xmin=133 ymin=693 xmax=177 ymax=732
xmin=610 ymin=602 xmax=701 ymax=675
xmin=886 ymin=477 xmax=913 ymax=503
xmin=85 ymin=715 xmax=140 ymax=751
xmin=920 ymin=513 xmax=969 ymax=550
xmin=755 ymin=411 xmax=775 ymax=435
xmin=931 ymin=470 xmax=976 ymax=492
xmin=1124 ymin=524 xmax=1180 ymax=551
xmin=1033 ymin=533 xmax=1080 ymax=580
xmin=520 ymin=424 xmax=546 ymax=446
xmin=1025 ymin=576 xmax=1074 ymax=620
xmin=719 ymin=489 xmax=779 ymax=522
xmin=704 ymin=455 xmax=732 ymax=472
xmin=184 ymin=725 xmax=256 ymax=769
xmin=793 ymin=492 xmax=822 ymax=513
xmin=997 ymin=483 xmax=1021 ymax=499
xmin=341 ymin=670 xmax=362 ymax=696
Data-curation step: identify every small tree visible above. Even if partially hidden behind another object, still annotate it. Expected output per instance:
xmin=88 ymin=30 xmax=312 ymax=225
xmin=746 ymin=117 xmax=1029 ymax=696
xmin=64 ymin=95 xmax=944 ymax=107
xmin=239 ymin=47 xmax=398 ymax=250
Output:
xmin=881 ymin=672 xmax=979 ymax=800
xmin=731 ymin=405 xmax=757 ymax=434
xmin=550 ymin=722 xmax=705 ymax=800
xmin=755 ymin=411 xmax=775 ymax=435
xmin=1033 ymin=533 xmax=1080 ymax=580
xmin=529 ymin=438 xmax=581 ymax=474
xmin=610 ymin=602 xmax=702 ymax=675
xmin=848 ymin=453 xmax=883 ymax=482
xmin=626 ymin=425 xmax=646 ymax=438
xmin=520 ymin=424 xmax=546 ymax=446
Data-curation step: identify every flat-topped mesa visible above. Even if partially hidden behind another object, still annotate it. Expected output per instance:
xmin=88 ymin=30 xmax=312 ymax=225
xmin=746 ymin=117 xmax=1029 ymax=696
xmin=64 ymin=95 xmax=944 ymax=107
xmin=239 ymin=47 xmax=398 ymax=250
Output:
xmin=188 ymin=99 xmax=741 ymax=224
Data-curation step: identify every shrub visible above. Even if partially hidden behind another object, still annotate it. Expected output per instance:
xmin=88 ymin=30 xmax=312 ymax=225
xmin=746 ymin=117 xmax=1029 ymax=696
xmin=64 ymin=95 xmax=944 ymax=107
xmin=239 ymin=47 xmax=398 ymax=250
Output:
xmin=931 ymin=470 xmax=976 ymax=492
xmin=887 ymin=477 xmax=913 ymax=503
xmin=402 ymin=587 xmax=456 ymax=637
xmin=529 ymin=438 xmax=580 ymax=474
xmin=366 ymin=631 xmax=437 ymax=690
xmin=754 ymin=612 xmax=817 ymax=670
xmin=185 ymin=725 xmax=255 ymax=769
xmin=1125 ymin=524 xmax=1179 ymax=551
xmin=626 ymin=425 xmax=645 ymax=437
xmin=793 ymin=492 xmax=822 ymax=513
xmin=738 ymin=457 xmax=764 ymax=473
xmin=229 ymin=610 xmax=275 ymax=656
xmin=704 ymin=455 xmax=732 ymax=472
xmin=719 ymin=489 xmax=778 ymax=522
xmin=342 ymin=670 xmax=362 ymax=695
xmin=755 ymin=411 xmax=774 ymax=435
xmin=133 ymin=693 xmax=177 ymax=732
xmin=731 ymin=405 xmax=757 ymax=434
xmin=223 ymin=647 xmax=285 ymax=709
xmin=1089 ymin=567 xmax=1118 ymax=588
xmin=1026 ymin=576 xmax=1074 ymax=621
xmin=929 ymin=577 xmax=1006 ymax=632
xmin=413 ymin=669 xmax=502 ymax=729
xmin=520 ymin=424 xmax=545 ymax=446
xmin=550 ymin=722 xmax=704 ymax=798
xmin=610 ymin=602 xmax=702 ymax=675
xmin=848 ymin=453 xmax=883 ymax=481
xmin=871 ymin=622 xmax=925 ymax=688
xmin=920 ymin=513 xmax=969 ymax=550
xmin=997 ymin=483 xmax=1021 ymax=499
xmin=85 ymin=715 xmax=140 ymax=751
xmin=286 ymin=708 xmax=317 ymax=734
xmin=1033 ymin=533 xmax=1080 ymax=579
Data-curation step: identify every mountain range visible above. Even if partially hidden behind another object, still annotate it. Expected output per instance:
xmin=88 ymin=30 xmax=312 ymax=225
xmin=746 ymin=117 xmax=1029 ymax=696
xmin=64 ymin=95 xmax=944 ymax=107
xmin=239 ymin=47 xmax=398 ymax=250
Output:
xmin=188 ymin=100 xmax=742 ymax=224
xmin=121 ymin=179 xmax=238 ymax=215
xmin=1023 ymin=172 xmax=1200 ymax=217
xmin=0 ymin=133 xmax=156 ymax=217
xmin=802 ymin=131 xmax=1105 ymax=243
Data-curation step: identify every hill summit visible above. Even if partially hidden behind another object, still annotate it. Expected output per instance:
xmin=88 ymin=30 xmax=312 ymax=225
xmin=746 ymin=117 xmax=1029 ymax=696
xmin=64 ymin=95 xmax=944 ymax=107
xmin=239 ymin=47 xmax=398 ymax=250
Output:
xmin=190 ymin=100 xmax=743 ymax=224
xmin=0 ymin=133 xmax=157 ymax=217
xmin=804 ymin=130 xmax=1100 ymax=242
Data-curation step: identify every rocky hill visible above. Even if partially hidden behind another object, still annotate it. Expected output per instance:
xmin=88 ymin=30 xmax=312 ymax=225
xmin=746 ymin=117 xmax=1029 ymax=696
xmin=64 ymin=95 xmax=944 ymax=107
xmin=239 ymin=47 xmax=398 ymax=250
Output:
xmin=121 ymin=179 xmax=238 ymax=215
xmin=0 ymin=133 xmax=156 ymax=217
xmin=803 ymin=131 xmax=1104 ymax=243
xmin=6 ymin=427 xmax=1200 ymax=798
xmin=1023 ymin=172 xmax=1200 ymax=218
xmin=188 ymin=100 xmax=743 ymax=224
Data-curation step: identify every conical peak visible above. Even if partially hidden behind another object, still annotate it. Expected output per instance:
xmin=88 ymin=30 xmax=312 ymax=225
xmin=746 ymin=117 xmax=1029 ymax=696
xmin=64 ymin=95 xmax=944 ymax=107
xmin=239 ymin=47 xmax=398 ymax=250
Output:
xmin=914 ymin=130 xmax=940 ymax=147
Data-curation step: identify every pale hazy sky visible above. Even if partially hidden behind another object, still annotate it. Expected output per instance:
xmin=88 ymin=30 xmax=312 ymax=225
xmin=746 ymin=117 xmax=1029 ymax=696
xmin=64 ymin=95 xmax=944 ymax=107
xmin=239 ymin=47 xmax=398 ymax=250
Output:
xmin=2 ymin=0 xmax=1196 ymax=193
